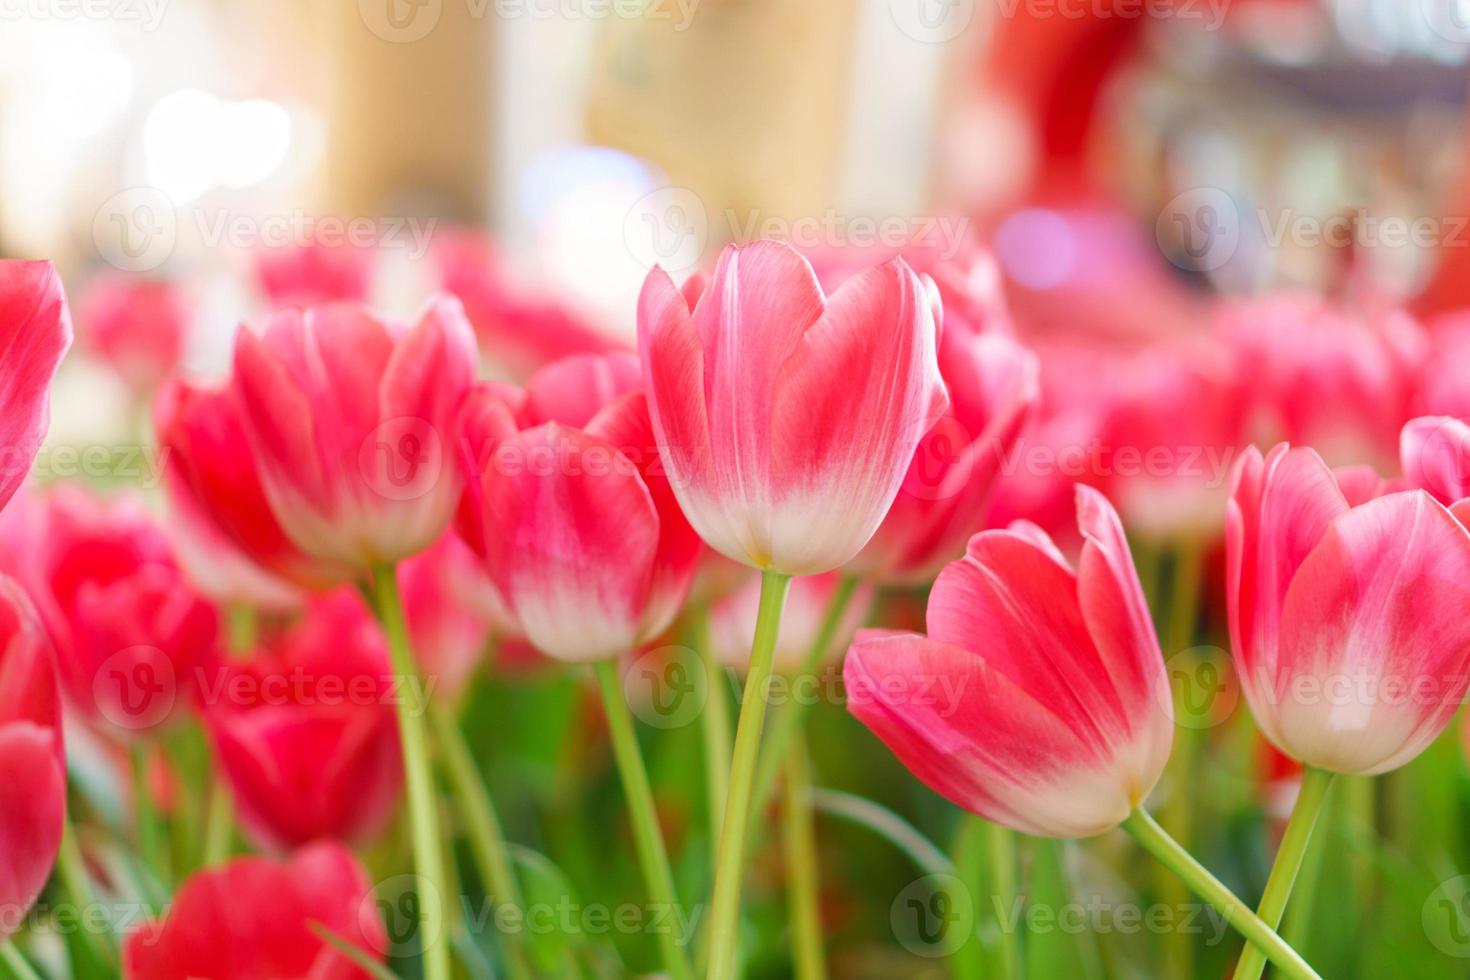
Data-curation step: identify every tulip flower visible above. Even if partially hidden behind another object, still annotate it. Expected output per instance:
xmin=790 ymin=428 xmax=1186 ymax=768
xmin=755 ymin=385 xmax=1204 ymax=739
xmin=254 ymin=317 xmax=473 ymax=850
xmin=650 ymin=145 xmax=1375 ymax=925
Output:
xmin=155 ymin=379 xmax=350 ymax=594
xmin=123 ymin=841 xmax=387 ymax=979
xmin=254 ymin=239 xmax=373 ymax=308
xmin=1400 ymin=416 xmax=1470 ymax=518
xmin=77 ymin=273 xmax=187 ymax=395
xmin=231 ymin=297 xmax=479 ymax=571
xmin=204 ymin=592 xmax=402 ymax=849
xmin=28 ymin=487 xmax=220 ymax=737
xmin=1417 ymin=316 xmax=1470 ymax=419
xmin=0 ymin=579 xmax=65 ymax=941
xmin=638 ymin=239 xmax=948 ymax=576
xmin=844 ymin=485 xmax=1173 ymax=837
xmin=0 ymin=260 xmax=72 ymax=513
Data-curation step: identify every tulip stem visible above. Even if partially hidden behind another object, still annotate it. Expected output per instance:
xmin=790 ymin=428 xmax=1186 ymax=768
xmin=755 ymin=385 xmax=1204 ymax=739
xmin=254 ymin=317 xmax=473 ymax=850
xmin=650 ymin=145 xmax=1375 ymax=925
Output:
xmin=428 ymin=702 xmax=534 ymax=980
xmin=690 ymin=603 xmax=732 ymax=870
xmin=0 ymin=944 xmax=41 ymax=980
xmin=592 ymin=658 xmax=694 ymax=980
xmin=749 ymin=575 xmax=858 ymax=821
xmin=57 ymin=819 xmax=117 ymax=965
xmin=1233 ymin=767 xmax=1335 ymax=980
xmin=201 ymin=777 xmax=234 ymax=865
xmin=707 ymin=570 xmax=791 ymax=980
xmin=987 ymin=821 xmax=1022 ymax=980
xmin=371 ymin=566 xmax=452 ymax=980
xmin=130 ymin=743 xmax=170 ymax=895
xmin=1121 ymin=808 xmax=1321 ymax=980
xmin=782 ymin=734 xmax=825 ymax=980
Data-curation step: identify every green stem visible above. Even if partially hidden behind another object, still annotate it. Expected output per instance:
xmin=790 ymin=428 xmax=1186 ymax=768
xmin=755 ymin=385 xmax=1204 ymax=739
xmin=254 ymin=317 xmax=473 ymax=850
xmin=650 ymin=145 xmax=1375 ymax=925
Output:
xmin=201 ymin=777 xmax=234 ymax=866
xmin=0 ymin=944 xmax=41 ymax=980
xmin=1121 ymin=809 xmax=1321 ymax=980
xmin=707 ymin=570 xmax=791 ymax=980
xmin=782 ymin=735 xmax=825 ymax=980
xmin=130 ymin=743 xmax=169 ymax=893
xmin=429 ymin=702 xmax=533 ymax=980
xmin=691 ymin=604 xmax=732 ymax=874
xmin=749 ymin=576 xmax=858 ymax=820
xmin=987 ymin=822 xmax=1022 ymax=980
xmin=951 ymin=818 xmax=988 ymax=980
xmin=1233 ymin=767 xmax=1334 ymax=980
xmin=592 ymin=658 xmax=693 ymax=980
xmin=371 ymin=566 xmax=451 ymax=980
xmin=57 ymin=820 xmax=116 ymax=965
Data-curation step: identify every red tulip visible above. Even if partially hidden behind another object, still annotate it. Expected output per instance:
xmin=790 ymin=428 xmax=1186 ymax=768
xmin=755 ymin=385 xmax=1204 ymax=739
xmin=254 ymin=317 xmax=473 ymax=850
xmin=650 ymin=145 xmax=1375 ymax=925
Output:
xmin=123 ymin=840 xmax=387 ymax=979
xmin=0 ymin=260 xmax=72 ymax=513
xmin=1227 ymin=443 xmax=1470 ymax=774
xmin=849 ymin=323 xmax=1038 ymax=582
xmin=638 ymin=240 xmax=948 ymax=575
xmin=843 ymin=486 xmax=1173 ymax=838
xmin=232 ymin=297 xmax=478 ymax=571
xmin=77 ymin=273 xmax=187 ymax=394
xmin=156 ymin=378 xmax=353 ymax=593
xmin=254 ymin=240 xmax=373 ymax=308
xmin=455 ymin=352 xmax=701 ymax=662
xmin=0 ymin=579 xmax=64 ymax=940
xmin=204 ymin=592 xmax=402 ymax=849
xmin=30 ymin=487 xmax=220 ymax=736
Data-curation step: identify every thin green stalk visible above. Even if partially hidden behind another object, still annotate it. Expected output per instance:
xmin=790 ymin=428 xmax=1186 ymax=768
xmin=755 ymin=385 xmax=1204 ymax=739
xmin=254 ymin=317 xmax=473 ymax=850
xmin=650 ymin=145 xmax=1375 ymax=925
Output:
xmin=57 ymin=821 xmax=116 ymax=966
xmin=1121 ymin=808 xmax=1321 ymax=980
xmin=749 ymin=576 xmax=858 ymax=819
xmin=371 ymin=566 xmax=451 ymax=980
xmin=691 ymin=604 xmax=732 ymax=870
xmin=0 ymin=944 xmax=41 ymax=980
xmin=130 ymin=743 xmax=169 ymax=892
xmin=951 ymin=818 xmax=988 ymax=980
xmin=429 ymin=702 xmax=533 ymax=980
xmin=782 ymin=735 xmax=825 ymax=980
xmin=707 ymin=570 xmax=791 ymax=980
xmin=1233 ymin=767 xmax=1334 ymax=980
xmin=986 ymin=822 xmax=1021 ymax=980
xmin=201 ymin=778 xmax=234 ymax=866
xmin=592 ymin=658 xmax=693 ymax=980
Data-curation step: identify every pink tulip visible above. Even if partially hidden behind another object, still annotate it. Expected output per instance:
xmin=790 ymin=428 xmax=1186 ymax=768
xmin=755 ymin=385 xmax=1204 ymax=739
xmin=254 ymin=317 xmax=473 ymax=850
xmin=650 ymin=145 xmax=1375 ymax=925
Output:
xmin=204 ymin=592 xmax=402 ymax=849
xmin=29 ymin=487 xmax=220 ymax=737
xmin=232 ymin=297 xmax=479 ymax=570
xmin=849 ymin=324 xmax=1038 ymax=582
xmin=1226 ymin=443 xmax=1470 ymax=774
xmin=1417 ymin=316 xmax=1470 ymax=419
xmin=156 ymin=379 xmax=352 ymax=593
xmin=77 ymin=273 xmax=187 ymax=394
xmin=0 ymin=260 xmax=72 ymax=513
xmin=1401 ymin=416 xmax=1470 ymax=513
xmin=455 ymin=353 xmax=701 ymax=662
xmin=254 ymin=239 xmax=373 ymax=308
xmin=123 ymin=841 xmax=387 ymax=979
xmin=843 ymin=486 xmax=1173 ymax=838
xmin=638 ymin=240 xmax=948 ymax=575
xmin=0 ymin=579 xmax=65 ymax=940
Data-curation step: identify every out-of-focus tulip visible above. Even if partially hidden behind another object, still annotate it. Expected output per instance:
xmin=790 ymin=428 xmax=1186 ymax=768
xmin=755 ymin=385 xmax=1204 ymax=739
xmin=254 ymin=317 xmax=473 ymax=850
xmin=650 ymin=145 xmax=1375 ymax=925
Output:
xmin=30 ymin=487 xmax=219 ymax=737
xmin=232 ymin=297 xmax=478 ymax=571
xmin=1400 ymin=416 xmax=1470 ymax=513
xmin=123 ymin=840 xmax=387 ymax=979
xmin=849 ymin=325 xmax=1038 ymax=582
xmin=0 ymin=579 xmax=65 ymax=939
xmin=205 ymin=592 xmax=402 ymax=849
xmin=1417 ymin=316 xmax=1470 ymax=419
xmin=710 ymin=572 xmax=872 ymax=673
xmin=455 ymin=353 xmax=701 ymax=662
xmin=431 ymin=229 xmax=621 ymax=378
xmin=638 ymin=240 xmax=948 ymax=575
xmin=398 ymin=531 xmax=499 ymax=699
xmin=1226 ymin=443 xmax=1470 ymax=774
xmin=155 ymin=379 xmax=337 ymax=596
xmin=254 ymin=240 xmax=373 ymax=308
xmin=843 ymin=486 xmax=1173 ymax=838
xmin=77 ymin=273 xmax=187 ymax=394
xmin=0 ymin=260 xmax=72 ymax=513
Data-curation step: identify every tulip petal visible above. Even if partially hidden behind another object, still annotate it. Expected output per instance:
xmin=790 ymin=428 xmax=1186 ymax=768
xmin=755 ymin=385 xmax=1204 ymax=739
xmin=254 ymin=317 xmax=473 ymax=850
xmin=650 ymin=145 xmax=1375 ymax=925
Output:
xmin=0 ymin=261 xmax=71 ymax=513
xmin=524 ymin=352 xmax=642 ymax=428
xmin=1401 ymin=416 xmax=1470 ymax=506
xmin=0 ymin=723 xmax=64 ymax=939
xmin=844 ymin=630 xmax=1132 ymax=837
xmin=1273 ymin=491 xmax=1470 ymax=773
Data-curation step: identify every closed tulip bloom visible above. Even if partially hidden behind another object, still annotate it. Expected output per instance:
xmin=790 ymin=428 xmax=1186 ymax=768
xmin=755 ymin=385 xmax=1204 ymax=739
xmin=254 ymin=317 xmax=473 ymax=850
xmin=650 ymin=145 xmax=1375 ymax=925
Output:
xmin=232 ymin=297 xmax=478 ymax=570
xmin=456 ymin=353 xmax=701 ymax=663
xmin=1227 ymin=443 xmax=1470 ymax=774
xmin=1400 ymin=416 xmax=1470 ymax=516
xmin=155 ymin=378 xmax=345 ymax=594
xmin=840 ymin=487 xmax=1170 ymax=840
xmin=0 ymin=260 xmax=72 ymax=512
xmin=123 ymin=841 xmax=387 ymax=979
xmin=843 ymin=486 xmax=1173 ymax=838
xmin=77 ymin=273 xmax=187 ymax=394
xmin=638 ymin=240 xmax=948 ymax=575
xmin=0 ymin=580 xmax=65 ymax=939
xmin=205 ymin=593 xmax=402 ymax=849
xmin=254 ymin=239 xmax=373 ymax=308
